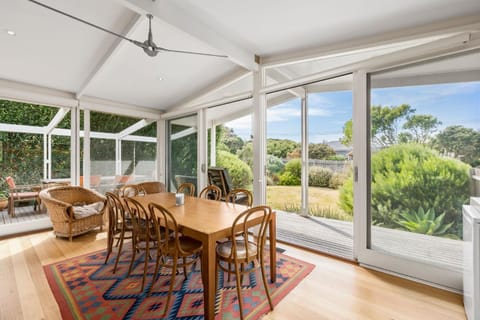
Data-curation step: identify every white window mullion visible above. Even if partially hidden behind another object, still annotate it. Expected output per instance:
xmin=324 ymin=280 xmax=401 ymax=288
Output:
xmin=301 ymin=93 xmax=308 ymax=216
xmin=253 ymin=69 xmax=266 ymax=205
xmin=83 ymin=110 xmax=91 ymax=188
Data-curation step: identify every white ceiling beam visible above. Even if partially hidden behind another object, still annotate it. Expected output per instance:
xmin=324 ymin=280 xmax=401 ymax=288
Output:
xmin=267 ymin=69 xmax=305 ymax=98
xmin=175 ymin=68 xmax=252 ymax=110
xmin=76 ymin=14 xmax=143 ymax=99
xmin=117 ymin=118 xmax=154 ymax=139
xmin=45 ymin=108 xmax=69 ymax=134
xmin=261 ymin=15 xmax=480 ymax=68
xmin=116 ymin=0 xmax=258 ymax=71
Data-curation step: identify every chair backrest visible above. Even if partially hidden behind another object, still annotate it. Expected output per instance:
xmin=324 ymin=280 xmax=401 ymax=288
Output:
xmin=105 ymin=192 xmax=127 ymax=234
xmin=123 ymin=197 xmax=154 ymax=242
xmin=118 ymin=184 xmax=145 ymax=198
xmin=229 ymin=205 xmax=273 ymax=261
xmin=43 ymin=186 xmax=104 ymax=205
xmin=177 ymin=182 xmax=195 ymax=196
xmin=198 ymin=185 xmax=222 ymax=201
xmin=207 ymin=167 xmax=234 ymax=199
xmin=5 ymin=176 xmax=16 ymax=189
xmin=136 ymin=181 xmax=166 ymax=194
xmin=226 ymin=188 xmax=253 ymax=207
xmin=148 ymin=203 xmax=187 ymax=256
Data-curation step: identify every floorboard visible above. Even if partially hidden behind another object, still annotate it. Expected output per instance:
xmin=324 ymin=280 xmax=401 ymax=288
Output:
xmin=0 ymin=230 xmax=466 ymax=319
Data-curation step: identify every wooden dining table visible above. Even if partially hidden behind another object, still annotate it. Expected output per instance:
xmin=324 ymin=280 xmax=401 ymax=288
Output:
xmin=131 ymin=192 xmax=277 ymax=320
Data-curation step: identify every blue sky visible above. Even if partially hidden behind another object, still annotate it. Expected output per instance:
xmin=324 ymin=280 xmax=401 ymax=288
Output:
xmin=226 ymin=81 xmax=480 ymax=143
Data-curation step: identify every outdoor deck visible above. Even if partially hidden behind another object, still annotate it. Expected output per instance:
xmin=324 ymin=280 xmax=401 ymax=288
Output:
xmin=0 ymin=205 xmax=52 ymax=238
xmin=0 ymin=205 xmax=463 ymax=271
xmin=275 ymin=210 xmax=463 ymax=270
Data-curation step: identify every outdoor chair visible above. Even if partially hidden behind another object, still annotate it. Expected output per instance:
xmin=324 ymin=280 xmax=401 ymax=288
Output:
xmin=39 ymin=186 xmax=106 ymax=241
xmin=198 ymin=185 xmax=222 ymax=201
xmin=5 ymin=176 xmax=40 ymax=217
xmin=207 ymin=167 xmax=235 ymax=201
xmin=148 ymin=202 xmax=203 ymax=316
xmin=136 ymin=181 xmax=166 ymax=194
xmin=215 ymin=205 xmax=274 ymax=320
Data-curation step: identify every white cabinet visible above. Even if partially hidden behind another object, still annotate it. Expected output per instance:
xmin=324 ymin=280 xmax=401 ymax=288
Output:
xmin=463 ymin=200 xmax=480 ymax=320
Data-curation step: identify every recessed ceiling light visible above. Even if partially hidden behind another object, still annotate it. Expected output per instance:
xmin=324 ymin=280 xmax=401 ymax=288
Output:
xmin=6 ymin=30 xmax=16 ymax=36
xmin=157 ymin=76 xmax=163 ymax=81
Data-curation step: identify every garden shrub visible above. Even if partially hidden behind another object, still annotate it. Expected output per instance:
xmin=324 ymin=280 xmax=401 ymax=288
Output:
xmin=216 ymin=150 xmax=253 ymax=189
xmin=278 ymin=159 xmax=301 ymax=185
xmin=329 ymin=172 xmax=349 ymax=189
xmin=339 ymin=143 xmax=470 ymax=237
xmin=308 ymin=167 xmax=333 ymax=187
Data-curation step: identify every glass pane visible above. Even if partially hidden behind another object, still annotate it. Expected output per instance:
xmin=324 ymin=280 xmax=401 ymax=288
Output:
xmin=121 ymin=140 xmax=156 ymax=183
xmin=307 ymin=75 xmax=353 ymax=257
xmin=51 ymin=110 xmax=71 ymax=179
xmin=369 ymin=50 xmax=480 ymax=271
xmin=168 ymin=114 xmax=198 ymax=193
xmin=266 ymin=95 xmax=302 ymax=214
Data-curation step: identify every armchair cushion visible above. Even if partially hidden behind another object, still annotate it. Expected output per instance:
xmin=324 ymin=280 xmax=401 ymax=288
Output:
xmin=73 ymin=201 xmax=105 ymax=219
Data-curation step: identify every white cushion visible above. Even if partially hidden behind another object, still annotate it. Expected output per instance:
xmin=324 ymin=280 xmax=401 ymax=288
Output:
xmin=72 ymin=201 xmax=104 ymax=219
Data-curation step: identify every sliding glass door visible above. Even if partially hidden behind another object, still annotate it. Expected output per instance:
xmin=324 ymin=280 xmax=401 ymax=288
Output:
xmin=265 ymin=74 xmax=355 ymax=259
xmin=360 ymin=50 xmax=480 ymax=290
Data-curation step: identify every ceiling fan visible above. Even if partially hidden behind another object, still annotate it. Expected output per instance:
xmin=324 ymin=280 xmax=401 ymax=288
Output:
xmin=28 ymin=0 xmax=228 ymax=58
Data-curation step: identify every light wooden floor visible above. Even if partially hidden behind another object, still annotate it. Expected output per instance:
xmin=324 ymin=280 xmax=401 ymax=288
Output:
xmin=0 ymin=229 xmax=466 ymax=320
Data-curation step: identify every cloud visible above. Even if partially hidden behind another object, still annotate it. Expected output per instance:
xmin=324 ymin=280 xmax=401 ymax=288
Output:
xmin=225 ymin=115 xmax=251 ymax=129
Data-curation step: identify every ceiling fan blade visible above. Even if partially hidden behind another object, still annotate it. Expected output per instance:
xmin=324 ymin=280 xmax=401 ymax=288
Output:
xmin=155 ymin=46 xmax=228 ymax=58
xmin=28 ymin=0 xmax=140 ymax=47
xmin=29 ymin=0 xmax=228 ymax=59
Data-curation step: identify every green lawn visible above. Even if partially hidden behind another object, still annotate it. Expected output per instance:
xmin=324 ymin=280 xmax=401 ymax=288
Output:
xmin=266 ymin=185 xmax=352 ymax=221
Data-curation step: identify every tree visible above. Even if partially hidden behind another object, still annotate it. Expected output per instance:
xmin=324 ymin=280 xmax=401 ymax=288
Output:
xmin=267 ymin=139 xmax=299 ymax=158
xmin=371 ymin=104 xmax=414 ymax=147
xmin=218 ymin=125 xmax=245 ymax=154
xmin=237 ymin=141 xmax=253 ymax=167
xmin=402 ymin=114 xmax=442 ymax=144
xmin=216 ymin=150 xmax=253 ymax=189
xmin=308 ymin=143 xmax=336 ymax=159
xmin=432 ymin=125 xmax=480 ymax=166
xmin=341 ymin=104 xmax=442 ymax=148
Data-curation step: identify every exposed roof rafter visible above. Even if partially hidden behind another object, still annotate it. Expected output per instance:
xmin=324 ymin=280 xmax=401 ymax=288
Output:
xmin=76 ymin=13 xmax=144 ymax=99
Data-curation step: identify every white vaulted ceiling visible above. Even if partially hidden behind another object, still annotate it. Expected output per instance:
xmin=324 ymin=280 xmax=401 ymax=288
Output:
xmin=0 ymin=0 xmax=479 ymax=113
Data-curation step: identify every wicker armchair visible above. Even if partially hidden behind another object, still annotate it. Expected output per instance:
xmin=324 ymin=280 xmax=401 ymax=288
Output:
xmin=39 ymin=186 xmax=106 ymax=241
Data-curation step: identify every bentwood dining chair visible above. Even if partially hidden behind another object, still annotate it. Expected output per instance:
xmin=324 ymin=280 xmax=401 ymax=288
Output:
xmin=148 ymin=203 xmax=203 ymax=316
xmin=198 ymin=185 xmax=222 ymax=201
xmin=105 ymin=192 xmax=133 ymax=274
xmin=177 ymin=182 xmax=195 ymax=196
xmin=136 ymin=181 xmax=166 ymax=194
xmin=226 ymin=188 xmax=253 ymax=207
xmin=118 ymin=184 xmax=145 ymax=198
xmin=215 ymin=205 xmax=274 ymax=320
xmin=123 ymin=197 xmax=158 ymax=292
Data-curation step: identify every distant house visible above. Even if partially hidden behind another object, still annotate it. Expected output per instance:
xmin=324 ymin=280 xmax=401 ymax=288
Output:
xmin=327 ymin=140 xmax=352 ymax=158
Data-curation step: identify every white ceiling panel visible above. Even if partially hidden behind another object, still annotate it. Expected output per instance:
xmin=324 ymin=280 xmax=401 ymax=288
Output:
xmin=176 ymin=0 xmax=480 ymax=57
xmin=0 ymin=0 xmax=135 ymax=92
xmin=83 ymin=17 xmax=238 ymax=110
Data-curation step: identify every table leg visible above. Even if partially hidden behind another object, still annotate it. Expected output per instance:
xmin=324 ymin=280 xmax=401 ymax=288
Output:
xmin=201 ymin=236 xmax=217 ymax=320
xmin=269 ymin=212 xmax=277 ymax=282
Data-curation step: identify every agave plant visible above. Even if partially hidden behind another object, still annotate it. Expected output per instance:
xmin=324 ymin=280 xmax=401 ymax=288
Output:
xmin=395 ymin=207 xmax=456 ymax=238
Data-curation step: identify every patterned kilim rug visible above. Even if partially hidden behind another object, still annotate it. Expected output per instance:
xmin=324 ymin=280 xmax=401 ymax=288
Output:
xmin=44 ymin=245 xmax=314 ymax=319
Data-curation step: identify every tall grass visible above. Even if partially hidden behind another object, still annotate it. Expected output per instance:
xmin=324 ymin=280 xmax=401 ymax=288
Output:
xmin=283 ymin=203 xmax=352 ymax=221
